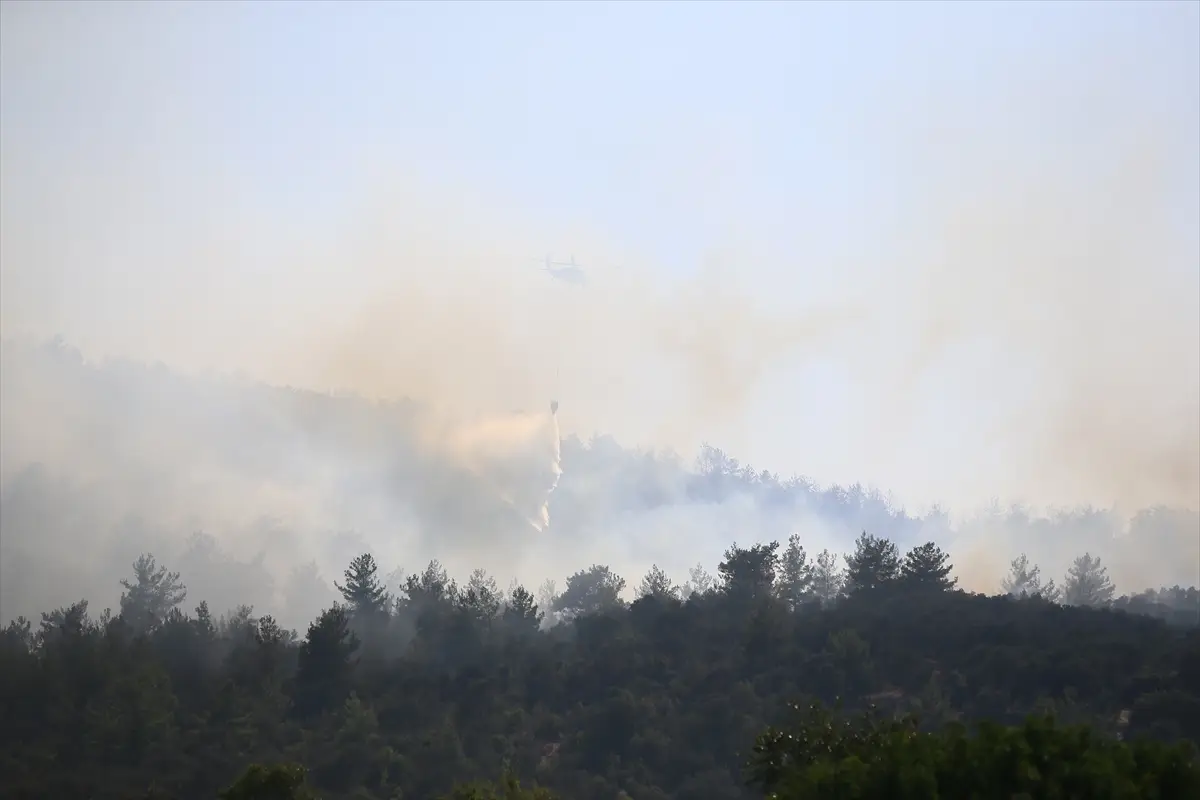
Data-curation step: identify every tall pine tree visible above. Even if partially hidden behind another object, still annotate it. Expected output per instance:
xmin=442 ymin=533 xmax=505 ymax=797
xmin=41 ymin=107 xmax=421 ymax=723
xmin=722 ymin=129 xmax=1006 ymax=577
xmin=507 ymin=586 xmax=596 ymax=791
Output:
xmin=119 ymin=554 xmax=187 ymax=634
xmin=638 ymin=565 xmax=681 ymax=601
xmin=843 ymin=532 xmax=900 ymax=595
xmin=719 ymin=541 xmax=781 ymax=603
xmin=335 ymin=554 xmax=391 ymax=619
xmin=1062 ymin=553 xmax=1116 ymax=607
xmin=777 ymin=534 xmax=815 ymax=610
xmin=900 ymin=542 xmax=956 ymax=591
xmin=1002 ymin=553 xmax=1059 ymax=601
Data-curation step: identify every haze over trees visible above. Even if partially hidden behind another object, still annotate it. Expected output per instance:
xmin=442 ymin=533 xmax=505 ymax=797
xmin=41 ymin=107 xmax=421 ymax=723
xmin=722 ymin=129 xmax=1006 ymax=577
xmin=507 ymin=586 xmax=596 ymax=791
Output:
xmin=3 ymin=0 xmax=1198 ymax=795
xmin=2 ymin=528 xmax=1198 ymax=799
xmin=1 ymin=347 xmax=1198 ymax=797
xmin=3 ymin=340 xmax=1198 ymax=792
xmin=3 ymin=339 xmax=1198 ymax=633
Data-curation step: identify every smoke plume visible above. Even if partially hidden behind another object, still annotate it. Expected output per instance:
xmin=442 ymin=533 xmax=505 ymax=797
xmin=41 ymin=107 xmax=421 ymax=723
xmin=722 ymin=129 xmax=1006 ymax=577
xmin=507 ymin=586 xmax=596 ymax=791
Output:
xmin=1 ymin=2 xmax=1197 ymax=625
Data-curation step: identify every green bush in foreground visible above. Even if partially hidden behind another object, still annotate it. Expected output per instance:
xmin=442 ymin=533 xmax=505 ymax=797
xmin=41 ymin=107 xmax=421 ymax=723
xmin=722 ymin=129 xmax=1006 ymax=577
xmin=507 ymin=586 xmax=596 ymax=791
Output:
xmin=747 ymin=703 xmax=1200 ymax=800
xmin=223 ymin=706 xmax=1199 ymax=800
xmin=437 ymin=768 xmax=559 ymax=800
xmin=219 ymin=763 xmax=318 ymax=800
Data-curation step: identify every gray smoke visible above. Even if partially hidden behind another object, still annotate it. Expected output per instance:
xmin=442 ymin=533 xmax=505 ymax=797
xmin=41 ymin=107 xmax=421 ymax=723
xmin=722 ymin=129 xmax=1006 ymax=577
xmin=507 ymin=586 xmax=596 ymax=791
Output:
xmin=2 ymin=2 xmax=1197 ymax=627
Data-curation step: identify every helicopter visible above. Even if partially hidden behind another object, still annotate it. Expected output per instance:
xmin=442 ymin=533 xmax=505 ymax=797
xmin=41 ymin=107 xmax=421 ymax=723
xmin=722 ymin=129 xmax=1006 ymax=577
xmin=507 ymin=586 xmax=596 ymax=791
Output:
xmin=535 ymin=254 xmax=588 ymax=286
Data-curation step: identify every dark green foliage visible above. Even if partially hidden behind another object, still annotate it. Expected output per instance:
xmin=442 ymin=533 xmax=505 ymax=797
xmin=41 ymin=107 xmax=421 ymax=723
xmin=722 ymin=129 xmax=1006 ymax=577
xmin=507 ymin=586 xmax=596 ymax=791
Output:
xmin=503 ymin=584 xmax=543 ymax=635
xmin=335 ymin=554 xmax=391 ymax=619
xmin=220 ymin=763 xmax=317 ymax=800
xmin=721 ymin=541 xmax=782 ymax=602
xmin=294 ymin=605 xmax=360 ymax=718
xmin=440 ymin=768 xmax=560 ymax=799
xmin=1 ymin=537 xmax=1197 ymax=800
xmin=552 ymin=564 xmax=626 ymax=619
xmin=749 ymin=702 xmax=1200 ymax=799
xmin=843 ymin=531 xmax=900 ymax=594
xmin=638 ymin=564 xmax=682 ymax=601
xmin=900 ymin=542 xmax=956 ymax=591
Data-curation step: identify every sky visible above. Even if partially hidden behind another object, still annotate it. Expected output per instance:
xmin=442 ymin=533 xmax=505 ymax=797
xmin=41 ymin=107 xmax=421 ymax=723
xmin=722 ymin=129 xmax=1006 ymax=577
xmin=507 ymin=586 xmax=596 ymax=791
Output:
xmin=2 ymin=0 xmax=1198 ymax=513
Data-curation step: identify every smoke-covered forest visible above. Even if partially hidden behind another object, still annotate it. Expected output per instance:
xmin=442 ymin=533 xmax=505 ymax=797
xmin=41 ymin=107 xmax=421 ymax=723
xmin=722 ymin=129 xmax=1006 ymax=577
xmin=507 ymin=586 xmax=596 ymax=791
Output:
xmin=2 ymin=338 xmax=1199 ymax=799
xmin=4 ymin=3 xmax=1199 ymax=798
xmin=4 ymin=338 xmax=1198 ymax=632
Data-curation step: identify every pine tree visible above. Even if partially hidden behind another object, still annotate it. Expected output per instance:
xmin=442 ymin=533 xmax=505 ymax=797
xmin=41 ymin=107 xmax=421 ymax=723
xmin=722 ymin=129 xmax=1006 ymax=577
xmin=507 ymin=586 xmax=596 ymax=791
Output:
xmin=38 ymin=599 xmax=93 ymax=646
xmin=335 ymin=554 xmax=391 ymax=619
xmin=535 ymin=579 xmax=559 ymax=628
xmin=1001 ymin=553 xmax=1059 ymax=601
xmin=503 ymin=584 xmax=543 ymax=634
xmin=402 ymin=560 xmax=457 ymax=611
xmin=1062 ymin=553 xmax=1116 ymax=607
xmin=900 ymin=542 xmax=957 ymax=591
xmin=778 ymin=533 xmax=815 ymax=610
xmin=682 ymin=563 xmax=716 ymax=599
xmin=638 ymin=564 xmax=681 ymax=601
xmin=460 ymin=568 xmax=502 ymax=622
xmin=719 ymin=541 xmax=780 ymax=602
xmin=553 ymin=565 xmax=626 ymax=619
xmin=294 ymin=604 xmax=359 ymax=718
xmin=810 ymin=549 xmax=846 ymax=606
xmin=119 ymin=554 xmax=187 ymax=634
xmin=843 ymin=532 xmax=900 ymax=595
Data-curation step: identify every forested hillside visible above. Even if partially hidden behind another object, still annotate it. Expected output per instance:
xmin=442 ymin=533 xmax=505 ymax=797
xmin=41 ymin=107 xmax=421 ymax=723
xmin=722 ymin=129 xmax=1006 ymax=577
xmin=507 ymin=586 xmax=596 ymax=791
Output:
xmin=3 ymin=338 xmax=1199 ymax=797
xmin=3 ymin=338 xmax=1198 ymax=631
xmin=3 ymin=532 xmax=1198 ymax=799
xmin=5 ymin=0 xmax=1198 ymax=796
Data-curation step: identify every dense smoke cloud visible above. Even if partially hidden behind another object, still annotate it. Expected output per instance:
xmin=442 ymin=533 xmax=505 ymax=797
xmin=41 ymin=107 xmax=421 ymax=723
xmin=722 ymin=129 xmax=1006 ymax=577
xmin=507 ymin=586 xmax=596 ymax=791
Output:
xmin=2 ymin=339 xmax=1197 ymax=630
xmin=1 ymin=3 xmax=1197 ymax=626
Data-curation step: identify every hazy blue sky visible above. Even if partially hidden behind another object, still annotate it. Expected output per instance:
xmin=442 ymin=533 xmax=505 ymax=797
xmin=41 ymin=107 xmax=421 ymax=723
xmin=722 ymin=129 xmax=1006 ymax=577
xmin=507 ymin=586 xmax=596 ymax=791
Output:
xmin=2 ymin=1 xmax=1197 ymax=511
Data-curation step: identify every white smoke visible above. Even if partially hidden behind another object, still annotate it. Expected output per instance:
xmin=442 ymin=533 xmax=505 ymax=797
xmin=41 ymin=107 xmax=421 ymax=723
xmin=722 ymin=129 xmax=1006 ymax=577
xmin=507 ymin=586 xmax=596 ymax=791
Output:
xmin=436 ymin=405 xmax=563 ymax=532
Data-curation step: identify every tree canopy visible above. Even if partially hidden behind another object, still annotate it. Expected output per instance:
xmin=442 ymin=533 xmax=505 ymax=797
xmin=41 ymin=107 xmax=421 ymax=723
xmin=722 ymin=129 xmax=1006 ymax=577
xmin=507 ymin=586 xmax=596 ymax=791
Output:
xmin=749 ymin=703 xmax=1200 ymax=799
xmin=1 ymin=532 xmax=1197 ymax=799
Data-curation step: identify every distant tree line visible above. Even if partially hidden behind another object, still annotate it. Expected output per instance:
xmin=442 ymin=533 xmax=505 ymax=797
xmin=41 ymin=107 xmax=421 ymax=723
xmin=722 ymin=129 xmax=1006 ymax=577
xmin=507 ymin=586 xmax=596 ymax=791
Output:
xmin=2 ymin=530 xmax=1198 ymax=799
